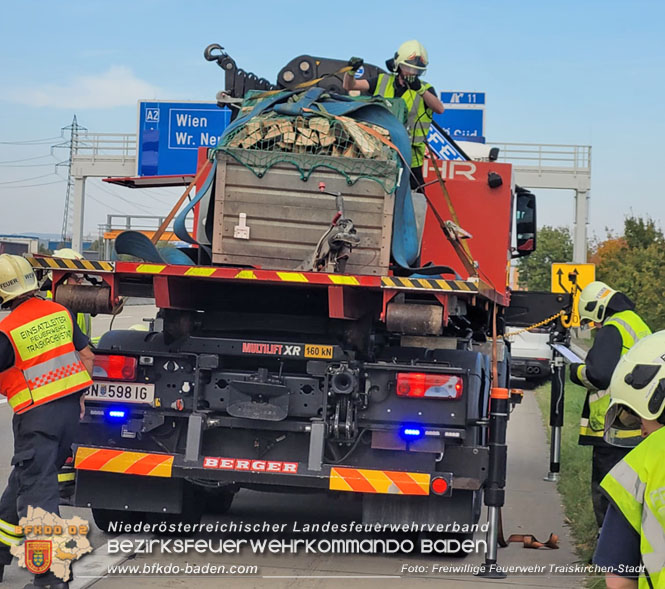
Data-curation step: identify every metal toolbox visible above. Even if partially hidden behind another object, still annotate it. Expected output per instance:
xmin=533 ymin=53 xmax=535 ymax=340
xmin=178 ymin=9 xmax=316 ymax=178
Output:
xmin=211 ymin=152 xmax=396 ymax=275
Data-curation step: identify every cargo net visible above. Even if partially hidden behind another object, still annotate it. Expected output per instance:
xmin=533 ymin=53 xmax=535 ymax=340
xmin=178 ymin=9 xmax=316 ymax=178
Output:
xmin=216 ymin=110 xmax=400 ymax=193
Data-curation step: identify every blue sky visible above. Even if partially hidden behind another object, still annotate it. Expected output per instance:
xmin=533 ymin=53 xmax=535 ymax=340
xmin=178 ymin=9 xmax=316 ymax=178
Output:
xmin=1 ymin=0 xmax=663 ymax=240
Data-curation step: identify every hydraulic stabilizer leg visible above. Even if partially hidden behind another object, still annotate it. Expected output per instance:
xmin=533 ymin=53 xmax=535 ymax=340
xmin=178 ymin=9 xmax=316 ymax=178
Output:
xmin=544 ymin=330 xmax=566 ymax=482
xmin=545 ymin=353 xmax=565 ymax=482
xmin=477 ymin=387 xmax=509 ymax=579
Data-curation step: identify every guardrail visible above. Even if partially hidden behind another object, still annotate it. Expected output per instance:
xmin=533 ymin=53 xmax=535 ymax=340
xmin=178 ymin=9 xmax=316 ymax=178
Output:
xmin=491 ymin=142 xmax=591 ymax=172
xmin=74 ymin=133 xmax=137 ymax=158
xmin=73 ymin=133 xmax=592 ymax=175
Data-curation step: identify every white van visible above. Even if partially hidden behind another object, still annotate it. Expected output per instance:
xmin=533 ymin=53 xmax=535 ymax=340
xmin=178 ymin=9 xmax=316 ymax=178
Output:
xmin=506 ymin=327 xmax=552 ymax=386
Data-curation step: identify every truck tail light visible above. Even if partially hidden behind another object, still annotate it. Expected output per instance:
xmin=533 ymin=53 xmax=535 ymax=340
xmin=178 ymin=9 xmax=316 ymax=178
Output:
xmin=396 ymin=373 xmax=463 ymax=399
xmin=431 ymin=476 xmax=450 ymax=495
xmin=93 ymin=355 xmax=137 ymax=381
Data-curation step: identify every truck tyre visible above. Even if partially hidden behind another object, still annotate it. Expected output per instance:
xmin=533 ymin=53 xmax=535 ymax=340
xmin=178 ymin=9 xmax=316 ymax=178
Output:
xmin=92 ymin=508 xmax=141 ymax=533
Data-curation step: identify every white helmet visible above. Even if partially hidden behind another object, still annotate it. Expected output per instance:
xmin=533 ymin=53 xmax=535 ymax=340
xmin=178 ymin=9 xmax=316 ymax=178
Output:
xmin=577 ymin=281 xmax=617 ymax=324
xmin=53 ymin=248 xmax=84 ymax=261
xmin=49 ymin=248 xmax=85 ymax=282
xmin=394 ymin=40 xmax=428 ymax=75
xmin=0 ymin=255 xmax=38 ymax=305
xmin=604 ymin=330 xmax=665 ymax=447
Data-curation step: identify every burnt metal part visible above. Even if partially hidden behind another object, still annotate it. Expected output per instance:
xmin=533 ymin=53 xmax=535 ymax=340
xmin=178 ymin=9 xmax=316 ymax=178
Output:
xmin=386 ymin=302 xmax=443 ymax=335
xmin=55 ymin=284 xmax=113 ymax=314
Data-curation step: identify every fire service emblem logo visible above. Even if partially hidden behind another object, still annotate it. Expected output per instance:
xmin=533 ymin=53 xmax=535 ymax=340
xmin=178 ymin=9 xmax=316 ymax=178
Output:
xmin=25 ymin=540 xmax=52 ymax=574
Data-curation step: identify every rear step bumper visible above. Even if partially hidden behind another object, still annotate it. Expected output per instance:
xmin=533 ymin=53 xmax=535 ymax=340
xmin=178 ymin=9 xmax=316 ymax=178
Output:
xmin=73 ymin=444 xmax=458 ymax=497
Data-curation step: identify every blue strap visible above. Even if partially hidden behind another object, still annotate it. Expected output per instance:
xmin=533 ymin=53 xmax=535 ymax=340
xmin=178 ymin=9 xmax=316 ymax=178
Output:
xmin=173 ymin=160 xmax=217 ymax=257
xmin=273 ymin=88 xmax=326 ymax=116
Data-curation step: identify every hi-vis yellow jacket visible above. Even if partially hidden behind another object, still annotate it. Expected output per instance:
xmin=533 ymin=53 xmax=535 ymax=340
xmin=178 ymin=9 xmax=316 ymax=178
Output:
xmin=373 ymin=73 xmax=433 ymax=168
xmin=601 ymin=426 xmax=665 ymax=588
xmin=576 ymin=310 xmax=651 ymax=445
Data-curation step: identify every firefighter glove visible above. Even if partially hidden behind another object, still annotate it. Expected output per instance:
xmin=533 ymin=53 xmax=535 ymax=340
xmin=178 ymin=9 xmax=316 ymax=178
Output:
xmin=347 ymin=57 xmax=364 ymax=72
xmin=570 ymin=363 xmax=583 ymax=386
xmin=407 ymin=77 xmax=423 ymax=92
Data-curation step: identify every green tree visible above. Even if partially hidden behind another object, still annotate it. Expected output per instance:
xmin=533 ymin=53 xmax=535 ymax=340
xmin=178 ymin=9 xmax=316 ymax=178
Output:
xmin=516 ymin=226 xmax=573 ymax=291
xmin=593 ymin=215 xmax=665 ymax=330
xmin=624 ymin=216 xmax=663 ymax=249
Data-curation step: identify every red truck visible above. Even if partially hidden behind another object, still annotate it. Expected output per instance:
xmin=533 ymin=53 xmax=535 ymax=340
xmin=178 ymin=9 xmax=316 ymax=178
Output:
xmin=30 ymin=50 xmax=541 ymax=568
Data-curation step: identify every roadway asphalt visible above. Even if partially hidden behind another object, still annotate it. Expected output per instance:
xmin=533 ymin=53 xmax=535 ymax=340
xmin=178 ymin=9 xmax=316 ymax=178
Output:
xmin=0 ymin=305 xmax=584 ymax=588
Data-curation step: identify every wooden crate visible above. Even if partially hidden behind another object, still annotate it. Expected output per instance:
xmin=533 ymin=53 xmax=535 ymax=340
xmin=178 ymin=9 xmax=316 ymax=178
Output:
xmin=211 ymin=153 xmax=396 ymax=275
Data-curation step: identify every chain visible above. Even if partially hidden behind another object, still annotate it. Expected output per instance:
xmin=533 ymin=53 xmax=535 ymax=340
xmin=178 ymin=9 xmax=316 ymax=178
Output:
xmin=504 ymin=310 xmax=566 ymax=338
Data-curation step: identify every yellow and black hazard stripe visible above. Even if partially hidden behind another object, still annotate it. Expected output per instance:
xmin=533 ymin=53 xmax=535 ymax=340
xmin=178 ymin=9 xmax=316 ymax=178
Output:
xmin=26 ymin=256 xmax=114 ymax=273
xmin=381 ymin=276 xmax=478 ymax=292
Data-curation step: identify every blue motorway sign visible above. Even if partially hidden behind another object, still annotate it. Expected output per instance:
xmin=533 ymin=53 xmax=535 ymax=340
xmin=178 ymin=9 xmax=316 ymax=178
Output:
xmin=426 ymin=126 xmax=466 ymax=161
xmin=137 ymin=101 xmax=231 ymax=176
xmin=440 ymin=91 xmax=486 ymax=105
xmin=434 ymin=91 xmax=485 ymax=143
xmin=433 ymin=110 xmax=484 ymax=141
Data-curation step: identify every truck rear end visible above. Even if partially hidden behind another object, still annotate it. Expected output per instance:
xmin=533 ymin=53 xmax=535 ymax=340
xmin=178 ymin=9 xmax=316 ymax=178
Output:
xmin=32 ymin=91 xmax=536 ymax=549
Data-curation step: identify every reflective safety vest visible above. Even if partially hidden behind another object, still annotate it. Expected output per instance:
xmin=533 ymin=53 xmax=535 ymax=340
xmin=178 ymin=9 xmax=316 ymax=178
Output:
xmin=373 ymin=73 xmax=433 ymax=168
xmin=579 ymin=310 xmax=651 ymax=442
xmin=0 ymin=298 xmax=92 ymax=414
xmin=601 ymin=426 xmax=665 ymax=587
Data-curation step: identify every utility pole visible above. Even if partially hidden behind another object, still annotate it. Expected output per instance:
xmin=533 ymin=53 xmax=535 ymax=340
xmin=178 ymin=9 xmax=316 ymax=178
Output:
xmin=55 ymin=116 xmax=87 ymax=247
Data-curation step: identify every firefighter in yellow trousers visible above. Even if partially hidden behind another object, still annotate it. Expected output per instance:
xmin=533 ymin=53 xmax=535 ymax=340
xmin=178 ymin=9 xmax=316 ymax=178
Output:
xmin=0 ymin=255 xmax=93 ymax=589
xmin=570 ymin=281 xmax=651 ymax=528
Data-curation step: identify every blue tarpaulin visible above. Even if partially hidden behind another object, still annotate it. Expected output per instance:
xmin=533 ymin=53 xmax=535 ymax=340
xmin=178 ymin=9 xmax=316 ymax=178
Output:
xmin=120 ymin=88 xmax=420 ymax=268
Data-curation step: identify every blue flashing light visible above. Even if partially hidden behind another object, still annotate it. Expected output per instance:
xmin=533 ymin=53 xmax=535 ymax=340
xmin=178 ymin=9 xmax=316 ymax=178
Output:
xmin=106 ymin=408 xmax=128 ymax=422
xmin=400 ymin=425 xmax=424 ymax=440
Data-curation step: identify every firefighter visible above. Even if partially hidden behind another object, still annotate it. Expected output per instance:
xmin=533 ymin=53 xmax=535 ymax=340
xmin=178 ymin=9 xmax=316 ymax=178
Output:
xmin=0 ymin=255 xmax=93 ymax=588
xmin=593 ymin=330 xmax=665 ymax=588
xmin=42 ymin=249 xmax=91 ymax=339
xmin=569 ymin=281 xmax=651 ymax=529
xmin=343 ymin=40 xmax=445 ymax=191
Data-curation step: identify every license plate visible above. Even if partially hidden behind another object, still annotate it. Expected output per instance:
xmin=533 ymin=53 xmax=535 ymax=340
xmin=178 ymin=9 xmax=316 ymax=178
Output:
xmin=88 ymin=382 xmax=155 ymax=405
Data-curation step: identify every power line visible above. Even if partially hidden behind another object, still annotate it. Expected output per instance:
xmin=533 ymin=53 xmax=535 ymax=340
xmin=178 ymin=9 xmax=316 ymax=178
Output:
xmin=0 ymin=172 xmax=58 ymax=185
xmin=0 ymin=179 xmax=65 ymax=189
xmin=91 ymin=181 xmax=158 ymax=214
xmin=87 ymin=192 xmax=127 ymax=215
xmin=0 ymin=136 xmax=63 ymax=145
xmin=0 ymin=154 xmax=55 ymax=164
xmin=0 ymin=162 xmax=57 ymax=168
